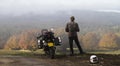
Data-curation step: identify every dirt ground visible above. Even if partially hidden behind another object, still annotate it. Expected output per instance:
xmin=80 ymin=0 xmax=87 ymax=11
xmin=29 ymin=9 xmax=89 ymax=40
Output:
xmin=0 ymin=54 xmax=120 ymax=66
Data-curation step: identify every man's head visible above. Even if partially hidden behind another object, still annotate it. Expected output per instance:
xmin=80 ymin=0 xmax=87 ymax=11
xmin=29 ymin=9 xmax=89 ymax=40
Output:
xmin=70 ymin=16 xmax=75 ymax=22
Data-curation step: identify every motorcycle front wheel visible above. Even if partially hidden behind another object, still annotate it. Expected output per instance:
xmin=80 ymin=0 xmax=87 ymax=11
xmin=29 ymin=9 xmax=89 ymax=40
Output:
xmin=49 ymin=47 xmax=55 ymax=59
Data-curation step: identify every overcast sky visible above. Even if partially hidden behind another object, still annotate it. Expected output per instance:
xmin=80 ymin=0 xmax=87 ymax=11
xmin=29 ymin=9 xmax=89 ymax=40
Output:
xmin=0 ymin=0 xmax=120 ymax=15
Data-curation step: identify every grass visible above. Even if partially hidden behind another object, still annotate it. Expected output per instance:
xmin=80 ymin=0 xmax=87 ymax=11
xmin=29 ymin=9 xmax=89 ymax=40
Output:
xmin=89 ymin=50 xmax=120 ymax=55
xmin=0 ymin=49 xmax=44 ymax=56
xmin=66 ymin=48 xmax=120 ymax=55
xmin=0 ymin=49 xmax=120 ymax=57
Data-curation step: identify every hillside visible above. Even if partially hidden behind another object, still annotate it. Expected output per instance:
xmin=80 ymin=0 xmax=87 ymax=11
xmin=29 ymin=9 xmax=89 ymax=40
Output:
xmin=0 ymin=10 xmax=120 ymax=49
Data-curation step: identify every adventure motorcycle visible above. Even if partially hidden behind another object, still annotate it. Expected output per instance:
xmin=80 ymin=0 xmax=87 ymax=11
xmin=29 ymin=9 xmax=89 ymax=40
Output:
xmin=37 ymin=29 xmax=61 ymax=59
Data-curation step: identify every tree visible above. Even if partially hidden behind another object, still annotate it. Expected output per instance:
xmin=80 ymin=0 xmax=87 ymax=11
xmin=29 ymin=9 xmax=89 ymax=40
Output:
xmin=99 ymin=33 xmax=119 ymax=50
xmin=4 ymin=35 xmax=19 ymax=50
xmin=18 ymin=32 xmax=29 ymax=50
xmin=4 ymin=29 xmax=39 ymax=50
xmin=18 ymin=29 xmax=38 ymax=50
xmin=82 ymin=32 xmax=99 ymax=50
xmin=28 ymin=38 xmax=37 ymax=51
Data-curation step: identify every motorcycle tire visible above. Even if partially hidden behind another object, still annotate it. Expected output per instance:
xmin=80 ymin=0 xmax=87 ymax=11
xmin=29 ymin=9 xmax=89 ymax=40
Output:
xmin=49 ymin=47 xmax=55 ymax=59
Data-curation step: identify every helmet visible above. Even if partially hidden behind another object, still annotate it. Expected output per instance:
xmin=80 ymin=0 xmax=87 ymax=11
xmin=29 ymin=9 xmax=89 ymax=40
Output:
xmin=90 ymin=55 xmax=99 ymax=64
xmin=41 ymin=29 xmax=48 ymax=35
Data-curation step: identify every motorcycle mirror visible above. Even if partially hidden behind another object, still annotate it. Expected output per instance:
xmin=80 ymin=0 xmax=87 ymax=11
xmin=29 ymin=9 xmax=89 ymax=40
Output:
xmin=50 ymin=28 xmax=54 ymax=31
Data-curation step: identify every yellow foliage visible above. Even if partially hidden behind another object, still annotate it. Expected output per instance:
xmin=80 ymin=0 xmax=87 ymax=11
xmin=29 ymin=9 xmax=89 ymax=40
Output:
xmin=99 ymin=33 xmax=119 ymax=49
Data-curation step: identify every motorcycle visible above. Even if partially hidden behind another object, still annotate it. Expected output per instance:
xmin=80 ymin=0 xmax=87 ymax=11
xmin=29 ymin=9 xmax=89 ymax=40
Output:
xmin=37 ymin=29 xmax=61 ymax=59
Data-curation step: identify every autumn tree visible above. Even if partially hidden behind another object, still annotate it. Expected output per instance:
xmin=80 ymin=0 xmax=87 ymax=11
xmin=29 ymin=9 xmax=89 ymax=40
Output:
xmin=18 ymin=32 xmax=29 ymax=50
xmin=82 ymin=32 xmax=99 ymax=50
xmin=28 ymin=38 xmax=37 ymax=51
xmin=18 ymin=30 xmax=38 ymax=50
xmin=99 ymin=33 xmax=119 ymax=50
xmin=4 ymin=35 xmax=19 ymax=50
xmin=4 ymin=29 xmax=39 ymax=50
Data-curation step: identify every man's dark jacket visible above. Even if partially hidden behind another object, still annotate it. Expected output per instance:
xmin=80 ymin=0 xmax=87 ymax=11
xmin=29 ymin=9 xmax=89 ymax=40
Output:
xmin=65 ymin=22 xmax=80 ymax=37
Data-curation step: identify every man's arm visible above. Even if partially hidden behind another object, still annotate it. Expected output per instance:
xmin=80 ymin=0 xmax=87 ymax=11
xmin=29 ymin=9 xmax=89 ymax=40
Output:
xmin=76 ymin=23 xmax=80 ymax=32
xmin=65 ymin=23 xmax=69 ymax=32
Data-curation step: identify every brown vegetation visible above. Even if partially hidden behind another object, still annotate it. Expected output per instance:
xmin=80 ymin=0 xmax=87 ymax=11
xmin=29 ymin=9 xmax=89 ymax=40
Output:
xmin=3 ymin=28 xmax=120 ymax=51
xmin=4 ymin=30 xmax=40 ymax=50
xmin=82 ymin=32 xmax=99 ymax=50
xmin=99 ymin=33 xmax=120 ymax=50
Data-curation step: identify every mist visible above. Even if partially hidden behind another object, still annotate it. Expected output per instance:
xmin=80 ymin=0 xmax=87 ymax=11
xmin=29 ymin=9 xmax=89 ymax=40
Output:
xmin=0 ymin=0 xmax=120 ymax=16
xmin=0 ymin=0 xmax=120 ymax=49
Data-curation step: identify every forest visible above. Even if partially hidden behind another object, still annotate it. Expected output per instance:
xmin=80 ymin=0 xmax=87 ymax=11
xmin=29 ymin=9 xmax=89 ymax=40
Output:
xmin=0 ymin=10 xmax=120 ymax=52
xmin=1 ymin=24 xmax=120 ymax=51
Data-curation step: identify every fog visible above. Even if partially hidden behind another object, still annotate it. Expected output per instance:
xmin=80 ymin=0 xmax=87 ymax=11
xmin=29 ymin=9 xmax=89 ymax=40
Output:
xmin=0 ymin=0 xmax=120 ymax=15
xmin=0 ymin=0 xmax=120 ymax=49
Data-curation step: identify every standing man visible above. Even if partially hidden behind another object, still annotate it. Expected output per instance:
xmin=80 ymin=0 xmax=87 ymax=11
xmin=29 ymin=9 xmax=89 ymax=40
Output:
xmin=65 ymin=16 xmax=84 ymax=56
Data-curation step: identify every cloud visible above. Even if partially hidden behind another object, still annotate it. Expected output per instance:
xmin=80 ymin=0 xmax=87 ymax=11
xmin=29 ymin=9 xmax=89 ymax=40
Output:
xmin=96 ymin=10 xmax=120 ymax=13
xmin=0 ymin=0 xmax=119 ymax=15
